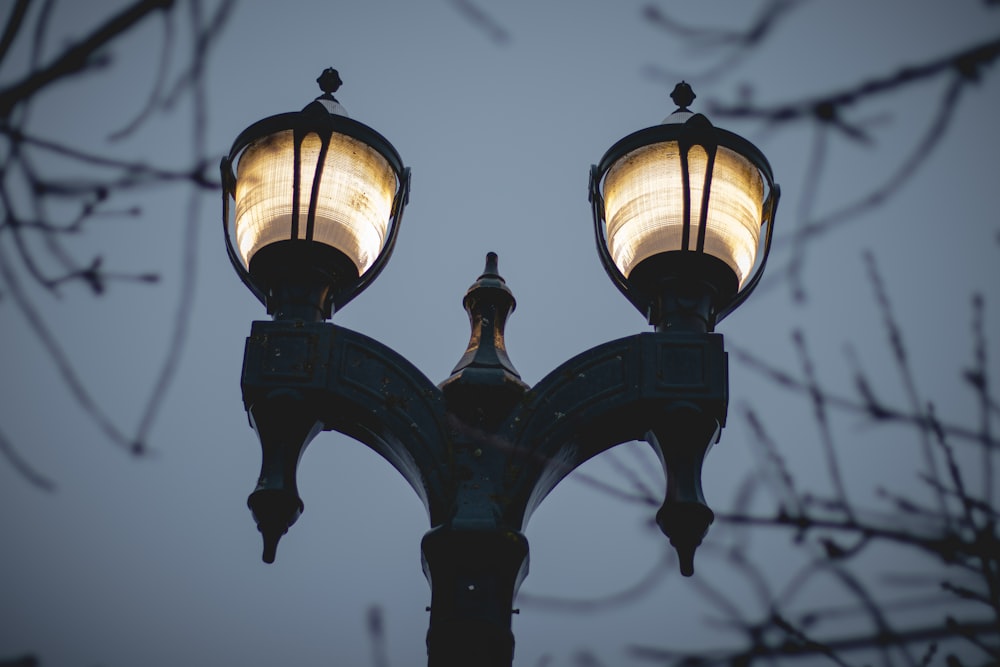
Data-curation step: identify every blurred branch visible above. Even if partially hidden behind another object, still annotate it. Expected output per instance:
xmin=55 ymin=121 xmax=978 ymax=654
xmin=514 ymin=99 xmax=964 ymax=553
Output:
xmin=447 ymin=0 xmax=510 ymax=45
xmin=518 ymin=547 xmax=674 ymax=613
xmin=708 ymin=35 xmax=1000 ymax=124
xmin=865 ymin=252 xmax=950 ymax=520
xmin=133 ymin=0 xmax=214 ymax=447
xmin=0 ymin=0 xmax=174 ymax=117
xmin=0 ymin=657 xmax=38 ymax=667
xmin=0 ymin=238 xmax=136 ymax=451
xmin=641 ymin=0 xmax=804 ymax=82
xmin=0 ymin=424 xmax=55 ymax=492
xmin=1 ymin=125 xmax=218 ymax=190
xmin=367 ymin=605 xmax=390 ymax=667
xmin=791 ymin=329 xmax=855 ymax=520
xmin=700 ymin=33 xmax=999 ymax=273
xmin=0 ymin=0 xmax=30 ymax=67
xmin=0 ymin=0 xmax=231 ymax=484
xmin=686 ymin=274 xmax=1000 ymax=664
xmin=968 ymin=293 xmax=996 ymax=506
xmin=631 ymin=619 xmax=999 ymax=666
xmin=731 ymin=343 xmax=999 ymax=450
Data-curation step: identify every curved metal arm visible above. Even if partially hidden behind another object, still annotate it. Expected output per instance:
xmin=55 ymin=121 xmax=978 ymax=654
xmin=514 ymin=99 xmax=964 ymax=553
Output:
xmin=499 ymin=331 xmax=728 ymax=535
xmin=240 ymin=320 xmax=453 ymax=560
xmin=316 ymin=323 xmax=451 ymax=519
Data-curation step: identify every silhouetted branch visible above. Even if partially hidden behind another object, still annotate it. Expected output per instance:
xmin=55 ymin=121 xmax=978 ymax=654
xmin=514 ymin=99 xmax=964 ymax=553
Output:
xmin=367 ymin=605 xmax=390 ymax=667
xmin=0 ymin=239 xmax=135 ymax=451
xmin=709 ymin=36 xmax=1000 ymax=125
xmin=742 ymin=406 xmax=804 ymax=519
xmin=447 ymin=0 xmax=510 ymax=45
xmin=747 ymin=72 xmax=966 ymax=299
xmin=967 ymin=294 xmax=996 ymax=506
xmin=732 ymin=344 xmax=1000 ymax=450
xmin=0 ymin=1 xmax=30 ymax=67
xmin=518 ymin=547 xmax=674 ymax=613
xmin=792 ymin=329 xmax=854 ymax=520
xmin=866 ymin=252 xmax=951 ymax=523
xmin=1 ymin=125 xmax=217 ymax=189
xmin=133 ymin=0 xmax=214 ymax=447
xmin=0 ymin=656 xmax=38 ymax=667
xmin=0 ymin=425 xmax=55 ymax=492
xmin=0 ymin=0 xmax=174 ymax=117
xmin=158 ymin=0 xmax=235 ymax=110
xmin=601 ymin=446 xmax=662 ymax=505
xmin=641 ymin=0 xmax=805 ymax=82
xmin=631 ymin=619 xmax=999 ymax=666
xmin=785 ymin=122 xmax=828 ymax=302
xmin=0 ymin=0 xmax=231 ymax=480
xmin=688 ymin=274 xmax=999 ymax=664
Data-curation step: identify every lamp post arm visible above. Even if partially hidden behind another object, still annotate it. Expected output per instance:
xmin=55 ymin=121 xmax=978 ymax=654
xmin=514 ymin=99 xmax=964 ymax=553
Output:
xmin=317 ymin=324 xmax=455 ymax=519
xmin=501 ymin=330 xmax=728 ymax=573
xmin=241 ymin=320 xmax=455 ymax=561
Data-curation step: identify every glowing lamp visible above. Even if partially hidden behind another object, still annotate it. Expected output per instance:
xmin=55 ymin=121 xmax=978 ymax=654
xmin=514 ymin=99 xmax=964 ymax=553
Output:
xmin=221 ymin=68 xmax=410 ymax=320
xmin=590 ymin=82 xmax=779 ymax=330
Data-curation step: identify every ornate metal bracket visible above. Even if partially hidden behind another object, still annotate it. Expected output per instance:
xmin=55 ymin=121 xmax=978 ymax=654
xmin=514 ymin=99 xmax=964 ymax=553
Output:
xmin=240 ymin=253 xmax=728 ymax=666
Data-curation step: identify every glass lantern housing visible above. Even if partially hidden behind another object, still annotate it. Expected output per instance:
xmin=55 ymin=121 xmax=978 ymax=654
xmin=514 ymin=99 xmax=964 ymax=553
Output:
xmin=234 ymin=130 xmax=397 ymax=276
xmin=603 ymin=142 xmax=764 ymax=286
xmin=221 ymin=74 xmax=410 ymax=319
xmin=590 ymin=86 xmax=779 ymax=328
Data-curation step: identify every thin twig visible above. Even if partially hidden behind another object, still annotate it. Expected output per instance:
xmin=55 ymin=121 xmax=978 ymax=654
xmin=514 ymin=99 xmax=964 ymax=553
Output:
xmin=792 ymin=329 xmax=855 ymax=521
xmin=710 ymin=35 xmax=1000 ymax=123
xmin=0 ymin=0 xmax=175 ymax=116
xmin=0 ymin=238 xmax=134 ymax=451
xmin=0 ymin=425 xmax=56 ymax=492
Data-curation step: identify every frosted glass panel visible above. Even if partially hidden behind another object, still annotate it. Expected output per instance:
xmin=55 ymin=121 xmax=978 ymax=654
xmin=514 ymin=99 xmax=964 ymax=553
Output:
xmin=604 ymin=141 xmax=764 ymax=286
xmin=234 ymin=130 xmax=397 ymax=274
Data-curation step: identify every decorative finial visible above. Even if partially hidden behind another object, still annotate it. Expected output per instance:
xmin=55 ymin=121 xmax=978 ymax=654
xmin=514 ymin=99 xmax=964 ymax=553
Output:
xmin=481 ymin=251 xmax=501 ymax=280
xmin=670 ymin=81 xmax=696 ymax=111
xmin=317 ymin=68 xmax=343 ymax=95
xmin=439 ymin=251 xmax=527 ymax=427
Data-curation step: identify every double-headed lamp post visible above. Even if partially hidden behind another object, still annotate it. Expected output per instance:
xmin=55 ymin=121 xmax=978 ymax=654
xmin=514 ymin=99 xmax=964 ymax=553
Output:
xmin=220 ymin=69 xmax=779 ymax=666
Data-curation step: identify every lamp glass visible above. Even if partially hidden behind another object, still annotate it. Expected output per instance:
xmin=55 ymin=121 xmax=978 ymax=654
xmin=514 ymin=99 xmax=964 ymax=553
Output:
xmin=604 ymin=141 xmax=764 ymax=286
xmin=234 ymin=129 xmax=397 ymax=274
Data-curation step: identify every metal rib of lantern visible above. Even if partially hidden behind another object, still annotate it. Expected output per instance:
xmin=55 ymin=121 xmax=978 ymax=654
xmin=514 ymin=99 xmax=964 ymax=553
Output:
xmin=589 ymin=104 xmax=779 ymax=327
xmin=221 ymin=98 xmax=410 ymax=317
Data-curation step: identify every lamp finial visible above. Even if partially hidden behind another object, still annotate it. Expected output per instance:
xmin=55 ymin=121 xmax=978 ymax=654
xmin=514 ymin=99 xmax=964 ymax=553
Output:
xmin=670 ymin=81 xmax=696 ymax=111
xmin=317 ymin=68 xmax=343 ymax=95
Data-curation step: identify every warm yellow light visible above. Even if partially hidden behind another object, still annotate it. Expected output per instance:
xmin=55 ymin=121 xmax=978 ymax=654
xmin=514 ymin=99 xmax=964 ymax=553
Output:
xmin=604 ymin=142 xmax=764 ymax=286
xmin=234 ymin=130 xmax=397 ymax=274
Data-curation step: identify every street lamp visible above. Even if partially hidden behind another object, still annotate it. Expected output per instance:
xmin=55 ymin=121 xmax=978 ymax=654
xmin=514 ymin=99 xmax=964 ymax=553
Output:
xmin=221 ymin=70 xmax=779 ymax=667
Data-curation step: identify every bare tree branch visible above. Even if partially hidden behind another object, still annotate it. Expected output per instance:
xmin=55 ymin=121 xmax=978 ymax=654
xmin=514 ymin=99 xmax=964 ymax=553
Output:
xmin=708 ymin=36 xmax=1000 ymax=124
xmin=0 ymin=0 xmax=175 ymax=116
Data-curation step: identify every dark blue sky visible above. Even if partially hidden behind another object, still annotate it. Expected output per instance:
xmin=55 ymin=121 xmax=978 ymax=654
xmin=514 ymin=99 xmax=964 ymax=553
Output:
xmin=2 ymin=1 xmax=998 ymax=665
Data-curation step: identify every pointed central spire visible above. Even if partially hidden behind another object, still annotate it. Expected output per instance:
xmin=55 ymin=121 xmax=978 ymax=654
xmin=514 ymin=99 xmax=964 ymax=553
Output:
xmin=439 ymin=252 xmax=528 ymax=427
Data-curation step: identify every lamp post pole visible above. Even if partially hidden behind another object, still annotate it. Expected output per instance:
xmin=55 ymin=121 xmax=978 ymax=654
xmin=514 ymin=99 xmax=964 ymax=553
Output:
xmin=222 ymin=70 xmax=779 ymax=666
